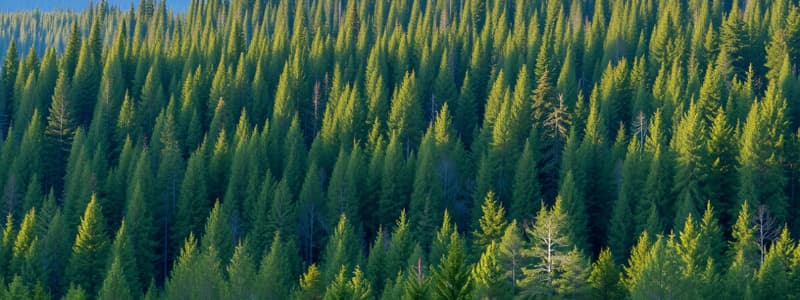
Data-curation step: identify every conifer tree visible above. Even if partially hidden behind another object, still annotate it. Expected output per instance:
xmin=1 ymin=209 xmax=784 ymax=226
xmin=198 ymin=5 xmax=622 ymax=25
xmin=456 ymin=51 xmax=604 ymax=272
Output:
xmin=226 ymin=242 xmax=257 ymax=300
xmin=589 ymin=248 xmax=624 ymax=299
xmin=704 ymin=108 xmax=738 ymax=228
xmin=378 ymin=133 xmax=408 ymax=227
xmin=67 ymin=195 xmax=109 ymax=295
xmin=97 ymin=256 xmax=133 ymax=300
xmin=738 ymin=83 xmax=789 ymax=222
xmin=724 ymin=201 xmax=759 ymax=298
xmin=472 ymin=192 xmax=508 ymax=256
xmin=71 ymin=39 xmax=101 ymax=125
xmin=388 ymin=72 xmax=423 ymax=147
xmin=258 ymin=232 xmax=299 ymax=300
xmin=511 ymin=137 xmax=542 ymax=223
xmin=321 ymin=214 xmax=362 ymax=285
xmin=471 ymin=241 xmax=510 ymax=299
xmin=519 ymin=199 xmax=589 ymax=298
xmin=0 ymin=39 xmax=18 ymax=134
xmin=432 ymin=231 xmax=471 ymax=300
xmin=295 ymin=264 xmax=324 ymax=300
xmin=109 ymin=221 xmax=140 ymax=297
xmin=200 ymin=200 xmax=232 ymax=266
xmin=672 ymin=102 xmax=707 ymax=226
xmin=174 ymin=143 xmax=208 ymax=248
xmin=164 ymin=234 xmax=224 ymax=300
xmin=44 ymin=71 xmax=74 ymax=192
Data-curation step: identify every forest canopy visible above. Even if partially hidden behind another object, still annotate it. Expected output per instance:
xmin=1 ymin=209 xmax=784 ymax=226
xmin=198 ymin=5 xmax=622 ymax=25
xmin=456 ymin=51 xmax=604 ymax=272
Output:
xmin=0 ymin=0 xmax=799 ymax=299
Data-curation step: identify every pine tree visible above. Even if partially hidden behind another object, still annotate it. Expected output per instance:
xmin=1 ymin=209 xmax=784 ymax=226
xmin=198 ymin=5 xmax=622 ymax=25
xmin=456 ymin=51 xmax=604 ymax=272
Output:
xmin=297 ymin=161 xmax=325 ymax=263
xmin=44 ymin=70 xmax=74 ymax=193
xmin=11 ymin=207 xmax=36 ymax=276
xmin=40 ymin=210 xmax=69 ymax=296
xmin=164 ymin=233 xmax=225 ymax=300
xmin=62 ymin=284 xmax=87 ymax=300
xmin=109 ymin=221 xmax=140 ymax=297
xmin=174 ymin=143 xmax=208 ymax=249
xmin=704 ymin=108 xmax=738 ymax=229
xmin=388 ymin=72 xmax=424 ymax=147
xmin=628 ymin=235 xmax=693 ymax=299
xmin=471 ymin=241 xmax=511 ymax=299
xmin=321 ymin=214 xmax=362 ymax=285
xmin=378 ymin=133 xmax=409 ymax=227
xmin=511 ymin=137 xmax=542 ymax=223
xmin=738 ymin=83 xmax=789 ymax=223
xmin=1 ymin=39 xmax=18 ymax=134
xmin=67 ymin=194 xmax=109 ymax=295
xmin=295 ymin=264 xmax=324 ymax=300
xmin=97 ymin=256 xmax=133 ymax=300
xmin=672 ymin=102 xmax=707 ymax=226
xmin=725 ymin=201 xmax=759 ymax=298
xmin=432 ymin=231 xmax=472 ymax=300
xmin=385 ymin=211 xmax=414 ymax=278
xmin=327 ymin=148 xmax=360 ymax=228
xmin=557 ymin=171 xmax=589 ymax=251
xmin=71 ymin=38 xmax=101 ymax=125
xmin=226 ymin=242 xmax=257 ymax=300
xmin=519 ymin=199 xmax=589 ymax=298
xmin=472 ymin=191 xmax=508 ymax=256
xmin=589 ymin=248 xmax=624 ymax=299
xmin=497 ymin=220 xmax=524 ymax=293
xmin=258 ymin=232 xmax=300 ymax=299
xmin=409 ymin=129 xmax=444 ymax=245
xmin=200 ymin=200 xmax=232 ymax=266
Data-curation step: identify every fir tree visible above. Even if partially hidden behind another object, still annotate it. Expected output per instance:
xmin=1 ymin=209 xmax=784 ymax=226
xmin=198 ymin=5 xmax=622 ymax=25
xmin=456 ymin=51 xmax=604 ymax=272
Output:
xmin=432 ymin=231 xmax=471 ymax=300
xmin=472 ymin=191 xmax=508 ymax=256
xmin=67 ymin=195 xmax=109 ymax=295
xmin=519 ymin=199 xmax=589 ymax=298
xmin=589 ymin=248 xmax=624 ymax=299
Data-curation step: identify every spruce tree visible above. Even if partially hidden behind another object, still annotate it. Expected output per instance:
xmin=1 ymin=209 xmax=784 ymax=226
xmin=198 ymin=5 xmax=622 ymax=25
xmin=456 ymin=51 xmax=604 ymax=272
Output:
xmin=96 ymin=256 xmax=133 ymax=300
xmin=471 ymin=241 xmax=510 ymax=299
xmin=320 ymin=214 xmax=362 ymax=285
xmin=519 ymin=199 xmax=589 ymax=298
xmin=67 ymin=195 xmax=109 ymax=295
xmin=258 ymin=232 xmax=299 ymax=299
xmin=472 ymin=191 xmax=508 ymax=256
xmin=432 ymin=231 xmax=471 ymax=300
xmin=44 ymin=71 xmax=74 ymax=193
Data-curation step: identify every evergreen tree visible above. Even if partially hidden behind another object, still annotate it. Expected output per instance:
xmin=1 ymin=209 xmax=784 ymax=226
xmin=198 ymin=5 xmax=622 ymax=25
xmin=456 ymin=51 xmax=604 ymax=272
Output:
xmin=472 ymin=191 xmax=508 ymax=256
xmin=519 ymin=199 xmax=589 ymax=298
xmin=471 ymin=241 xmax=510 ymax=299
xmin=226 ymin=242 xmax=257 ymax=300
xmin=388 ymin=72 xmax=424 ymax=147
xmin=432 ymin=231 xmax=471 ymax=300
xmin=97 ymin=256 xmax=133 ymax=300
xmin=164 ymin=234 xmax=225 ymax=300
xmin=259 ymin=232 xmax=299 ymax=299
xmin=589 ymin=248 xmax=624 ymax=299
xmin=511 ymin=137 xmax=541 ymax=223
xmin=67 ymin=195 xmax=109 ymax=295
xmin=44 ymin=71 xmax=74 ymax=193
xmin=321 ymin=214 xmax=362 ymax=285
xmin=704 ymin=108 xmax=738 ymax=229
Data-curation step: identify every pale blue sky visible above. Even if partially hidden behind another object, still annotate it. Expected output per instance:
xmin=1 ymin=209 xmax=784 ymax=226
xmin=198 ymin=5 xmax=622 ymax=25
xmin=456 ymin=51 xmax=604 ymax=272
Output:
xmin=0 ymin=0 xmax=190 ymax=13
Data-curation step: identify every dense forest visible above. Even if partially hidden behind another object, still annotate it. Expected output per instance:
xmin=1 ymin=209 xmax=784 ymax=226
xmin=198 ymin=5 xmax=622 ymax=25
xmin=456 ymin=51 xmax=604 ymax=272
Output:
xmin=0 ymin=0 xmax=799 ymax=298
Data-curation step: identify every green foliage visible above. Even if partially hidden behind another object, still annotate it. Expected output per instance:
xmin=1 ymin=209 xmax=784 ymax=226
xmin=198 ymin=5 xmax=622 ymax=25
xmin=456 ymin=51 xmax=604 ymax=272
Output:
xmin=589 ymin=248 xmax=625 ymax=299
xmin=432 ymin=231 xmax=471 ymax=300
xmin=67 ymin=194 xmax=109 ymax=294
xmin=519 ymin=199 xmax=589 ymax=298
xmin=0 ymin=0 xmax=798 ymax=298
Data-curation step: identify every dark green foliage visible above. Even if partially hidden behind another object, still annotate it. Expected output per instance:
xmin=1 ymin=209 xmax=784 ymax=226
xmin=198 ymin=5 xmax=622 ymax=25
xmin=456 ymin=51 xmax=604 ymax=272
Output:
xmin=0 ymin=0 xmax=797 ymax=298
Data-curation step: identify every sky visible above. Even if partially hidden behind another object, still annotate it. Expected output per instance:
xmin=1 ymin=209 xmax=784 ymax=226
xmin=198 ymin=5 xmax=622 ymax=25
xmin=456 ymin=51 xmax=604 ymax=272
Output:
xmin=0 ymin=0 xmax=191 ymax=13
